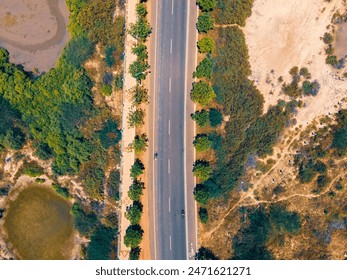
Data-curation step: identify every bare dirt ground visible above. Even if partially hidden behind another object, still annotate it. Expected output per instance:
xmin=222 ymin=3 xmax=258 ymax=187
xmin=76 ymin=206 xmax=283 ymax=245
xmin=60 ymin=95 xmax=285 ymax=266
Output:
xmin=0 ymin=0 xmax=70 ymax=72
xmin=244 ymin=0 xmax=347 ymax=127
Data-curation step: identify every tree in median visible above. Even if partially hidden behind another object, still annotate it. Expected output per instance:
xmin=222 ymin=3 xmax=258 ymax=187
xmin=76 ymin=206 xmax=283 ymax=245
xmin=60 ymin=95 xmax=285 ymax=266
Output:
xmin=130 ymin=159 xmax=145 ymax=179
xmin=193 ymin=57 xmax=213 ymax=79
xmin=193 ymin=134 xmax=212 ymax=152
xmin=197 ymin=13 xmax=214 ymax=33
xmin=193 ymin=160 xmax=213 ymax=181
xmin=196 ymin=0 xmax=217 ymax=12
xmin=128 ymin=108 xmax=145 ymax=128
xmin=132 ymin=133 xmax=148 ymax=153
xmin=197 ymin=36 xmax=215 ymax=53
xmin=191 ymin=109 xmax=209 ymax=127
xmin=190 ymin=81 xmax=216 ymax=106
xmin=128 ymin=179 xmax=145 ymax=201
xmin=124 ymin=225 xmax=144 ymax=248
xmin=193 ymin=183 xmax=211 ymax=205
xmin=125 ymin=201 xmax=143 ymax=225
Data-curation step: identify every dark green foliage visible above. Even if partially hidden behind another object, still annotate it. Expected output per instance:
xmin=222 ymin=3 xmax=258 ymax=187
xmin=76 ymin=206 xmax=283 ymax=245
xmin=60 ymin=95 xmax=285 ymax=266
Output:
xmin=129 ymin=247 xmax=141 ymax=260
xmin=197 ymin=13 xmax=214 ymax=33
xmin=105 ymin=45 xmax=117 ymax=67
xmin=299 ymin=67 xmax=311 ymax=79
xmin=197 ymin=37 xmax=215 ymax=53
xmin=125 ymin=201 xmax=143 ymax=225
xmin=326 ymin=55 xmax=338 ymax=66
xmin=132 ymin=85 xmax=148 ymax=106
xmin=60 ymin=37 xmax=94 ymax=68
xmin=52 ymin=183 xmax=71 ymax=199
xmin=191 ymin=110 xmax=209 ymax=127
xmin=197 ymin=0 xmax=217 ymax=11
xmin=317 ymin=174 xmax=330 ymax=189
xmin=302 ymin=80 xmax=320 ymax=96
xmin=124 ymin=225 xmax=144 ymax=248
xmin=98 ymin=120 xmax=121 ymax=149
xmin=209 ymin=108 xmax=223 ymax=127
xmin=128 ymin=179 xmax=145 ymax=201
xmin=193 ymin=134 xmax=212 ymax=152
xmin=194 ymin=184 xmax=212 ymax=205
xmin=216 ymin=0 xmax=254 ymax=26
xmin=107 ymin=170 xmax=120 ymax=201
xmin=129 ymin=17 xmax=152 ymax=42
xmin=81 ymin=166 xmax=105 ymax=199
xmin=136 ymin=3 xmax=148 ymax=17
xmin=190 ymin=81 xmax=216 ymax=106
xmin=333 ymin=125 xmax=347 ymax=152
xmin=34 ymin=142 xmax=54 ymax=160
xmin=71 ymin=202 xmax=98 ymax=236
xmin=195 ymin=247 xmax=219 ymax=260
xmin=269 ymin=205 xmax=301 ymax=233
xmin=133 ymin=133 xmax=148 ymax=153
xmin=87 ymin=225 xmax=116 ymax=260
xmin=193 ymin=160 xmax=213 ymax=180
xmin=130 ymin=159 xmax=145 ymax=179
xmin=129 ymin=60 xmax=150 ymax=81
xmin=194 ymin=57 xmax=213 ymax=79
xmin=132 ymin=44 xmax=148 ymax=62
xmin=208 ymin=132 xmax=222 ymax=150
xmin=323 ymin=32 xmax=333 ymax=44
xmin=128 ymin=109 xmax=145 ymax=128
xmin=198 ymin=207 xmax=209 ymax=224
xmin=114 ymin=74 xmax=123 ymax=90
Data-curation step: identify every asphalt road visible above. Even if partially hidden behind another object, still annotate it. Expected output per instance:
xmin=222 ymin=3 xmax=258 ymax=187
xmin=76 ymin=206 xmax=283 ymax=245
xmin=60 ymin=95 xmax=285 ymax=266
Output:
xmin=148 ymin=0 xmax=198 ymax=260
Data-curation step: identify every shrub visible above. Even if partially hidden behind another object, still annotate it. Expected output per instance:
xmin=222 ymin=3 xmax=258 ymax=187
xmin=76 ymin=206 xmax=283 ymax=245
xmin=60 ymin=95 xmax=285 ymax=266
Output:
xmin=52 ymin=183 xmax=71 ymax=199
xmin=193 ymin=134 xmax=212 ymax=152
xmin=125 ymin=201 xmax=143 ymax=225
xmin=128 ymin=109 xmax=145 ymax=128
xmin=270 ymin=205 xmax=301 ymax=233
xmin=101 ymin=84 xmax=112 ymax=96
xmin=326 ymin=55 xmax=338 ymax=66
xmin=136 ymin=3 xmax=148 ymax=17
xmin=107 ymin=170 xmax=120 ymax=201
xmin=71 ymin=203 xmax=98 ymax=236
xmin=60 ymin=37 xmax=94 ymax=68
xmin=216 ymin=0 xmax=254 ymax=26
xmin=323 ymin=32 xmax=333 ymax=44
xmin=133 ymin=133 xmax=148 ymax=153
xmin=105 ymin=45 xmax=116 ymax=67
xmin=191 ymin=110 xmax=209 ymax=127
xmin=209 ymin=108 xmax=223 ymax=127
xmin=124 ymin=225 xmax=144 ymax=248
xmin=197 ymin=37 xmax=215 ymax=53
xmin=299 ymin=67 xmax=311 ymax=79
xmin=190 ymin=81 xmax=216 ymax=106
xmin=130 ymin=159 xmax=145 ymax=179
xmin=333 ymin=125 xmax=347 ymax=152
xmin=87 ymin=225 xmax=116 ymax=260
xmin=195 ymin=247 xmax=219 ymax=260
xmin=128 ymin=180 xmax=145 ymax=201
xmin=193 ymin=57 xmax=213 ymax=79
xmin=194 ymin=184 xmax=211 ymax=205
xmin=113 ymin=74 xmax=123 ymax=90
xmin=98 ymin=120 xmax=121 ymax=149
xmin=132 ymin=86 xmax=148 ymax=106
xmin=129 ymin=60 xmax=149 ymax=81
xmin=193 ymin=160 xmax=213 ymax=180
xmin=129 ymin=247 xmax=141 ymax=260
xmin=20 ymin=161 xmax=44 ymax=177
xmin=197 ymin=0 xmax=217 ymax=11
xmin=198 ymin=207 xmax=209 ymax=224
xmin=132 ymin=44 xmax=148 ymax=62
xmin=197 ymin=13 xmax=214 ymax=33
xmin=129 ymin=17 xmax=152 ymax=41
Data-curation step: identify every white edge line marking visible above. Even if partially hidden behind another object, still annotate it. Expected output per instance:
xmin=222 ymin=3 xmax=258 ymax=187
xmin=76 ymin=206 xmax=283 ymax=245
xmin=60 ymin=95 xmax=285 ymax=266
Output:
xmin=183 ymin=0 xmax=190 ymax=260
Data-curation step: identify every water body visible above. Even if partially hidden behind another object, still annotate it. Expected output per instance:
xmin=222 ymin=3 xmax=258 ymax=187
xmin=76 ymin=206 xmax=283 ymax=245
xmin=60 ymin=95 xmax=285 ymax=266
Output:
xmin=3 ymin=185 xmax=74 ymax=259
xmin=335 ymin=22 xmax=347 ymax=59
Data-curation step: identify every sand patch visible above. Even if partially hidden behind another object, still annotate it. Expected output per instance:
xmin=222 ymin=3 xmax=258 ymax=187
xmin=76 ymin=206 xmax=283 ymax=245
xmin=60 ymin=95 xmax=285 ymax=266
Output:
xmin=335 ymin=22 xmax=347 ymax=58
xmin=0 ymin=0 xmax=70 ymax=72
xmin=244 ymin=0 xmax=347 ymax=128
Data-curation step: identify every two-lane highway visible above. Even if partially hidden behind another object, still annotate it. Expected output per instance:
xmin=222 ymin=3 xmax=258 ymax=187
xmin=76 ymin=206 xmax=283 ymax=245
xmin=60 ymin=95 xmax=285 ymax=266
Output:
xmin=148 ymin=0 xmax=198 ymax=259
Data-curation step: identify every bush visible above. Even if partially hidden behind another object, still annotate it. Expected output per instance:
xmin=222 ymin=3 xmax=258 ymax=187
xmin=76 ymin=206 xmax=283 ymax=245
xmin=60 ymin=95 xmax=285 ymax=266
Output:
xmin=194 ymin=184 xmax=211 ymax=205
xmin=323 ymin=32 xmax=333 ymax=44
xmin=125 ymin=201 xmax=143 ymax=225
xmin=326 ymin=55 xmax=338 ymax=66
xmin=129 ymin=247 xmax=141 ymax=260
xmin=128 ymin=180 xmax=145 ymax=201
xmin=20 ymin=161 xmax=44 ymax=177
xmin=299 ymin=67 xmax=311 ymax=79
xmin=193 ymin=57 xmax=213 ymax=79
xmin=209 ymin=108 xmax=223 ymax=127
xmin=107 ymin=170 xmax=120 ymax=201
xmin=136 ymin=3 xmax=148 ymax=17
xmin=333 ymin=125 xmax=347 ymax=152
xmin=190 ymin=81 xmax=216 ymax=106
xmin=133 ymin=133 xmax=148 ymax=153
xmin=216 ymin=0 xmax=254 ymax=26
xmin=193 ymin=134 xmax=212 ymax=152
xmin=129 ymin=17 xmax=152 ymax=41
xmin=114 ymin=74 xmax=123 ymax=90
xmin=197 ymin=13 xmax=214 ymax=33
xmin=129 ymin=60 xmax=150 ymax=81
xmin=197 ymin=0 xmax=217 ymax=11
xmin=128 ymin=109 xmax=145 ymax=128
xmin=98 ymin=120 xmax=121 ymax=149
xmin=193 ymin=160 xmax=213 ymax=180
xmin=270 ymin=205 xmax=301 ymax=233
xmin=191 ymin=110 xmax=209 ymax=127
xmin=195 ymin=247 xmax=219 ymax=260
xmin=198 ymin=207 xmax=209 ymax=224
xmin=52 ymin=183 xmax=71 ymax=199
xmin=124 ymin=225 xmax=144 ymax=248
xmin=101 ymin=84 xmax=112 ymax=96
xmin=60 ymin=37 xmax=94 ymax=68
xmin=105 ymin=45 xmax=116 ymax=67
xmin=87 ymin=225 xmax=116 ymax=260
xmin=71 ymin=203 xmax=98 ymax=236
xmin=132 ymin=43 xmax=148 ymax=62
xmin=132 ymin=85 xmax=148 ymax=106
xmin=130 ymin=159 xmax=145 ymax=179
xmin=197 ymin=37 xmax=215 ymax=53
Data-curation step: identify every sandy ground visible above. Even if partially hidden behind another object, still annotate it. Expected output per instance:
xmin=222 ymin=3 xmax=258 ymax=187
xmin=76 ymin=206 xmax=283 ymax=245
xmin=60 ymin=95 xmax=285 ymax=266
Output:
xmin=335 ymin=22 xmax=347 ymax=58
xmin=0 ymin=0 xmax=70 ymax=72
xmin=244 ymin=0 xmax=347 ymax=128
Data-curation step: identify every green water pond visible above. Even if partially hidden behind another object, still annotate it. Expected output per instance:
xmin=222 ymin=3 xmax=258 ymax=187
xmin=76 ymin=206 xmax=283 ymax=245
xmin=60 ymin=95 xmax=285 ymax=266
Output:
xmin=3 ymin=185 xmax=74 ymax=259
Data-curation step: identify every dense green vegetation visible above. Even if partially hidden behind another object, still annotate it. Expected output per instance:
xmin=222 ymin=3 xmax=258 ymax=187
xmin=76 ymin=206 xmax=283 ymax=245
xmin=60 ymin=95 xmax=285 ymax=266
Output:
xmin=190 ymin=81 xmax=216 ymax=106
xmin=197 ymin=13 xmax=214 ymax=33
xmin=197 ymin=37 xmax=215 ymax=53
xmin=133 ymin=133 xmax=148 ymax=154
xmin=130 ymin=159 xmax=145 ymax=179
xmin=125 ymin=201 xmax=143 ymax=225
xmin=191 ymin=109 xmax=209 ymax=127
xmin=124 ymin=225 xmax=144 ymax=248
xmin=18 ymin=161 xmax=44 ymax=177
xmin=107 ymin=170 xmax=121 ymax=201
xmin=215 ymin=0 xmax=254 ymax=27
xmin=198 ymin=207 xmax=209 ymax=224
xmin=129 ymin=247 xmax=141 ymax=260
xmin=87 ymin=225 xmax=117 ymax=260
xmin=197 ymin=0 xmax=217 ymax=12
xmin=52 ymin=183 xmax=71 ymax=199
xmin=128 ymin=180 xmax=145 ymax=201
xmin=195 ymin=247 xmax=219 ymax=260
xmin=193 ymin=134 xmax=212 ymax=152
xmin=71 ymin=202 xmax=98 ymax=236
xmin=193 ymin=57 xmax=213 ymax=79
xmin=193 ymin=160 xmax=213 ymax=181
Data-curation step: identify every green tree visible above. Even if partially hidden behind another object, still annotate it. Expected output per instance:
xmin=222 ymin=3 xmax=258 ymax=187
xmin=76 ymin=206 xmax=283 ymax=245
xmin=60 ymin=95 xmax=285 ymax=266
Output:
xmin=193 ymin=57 xmax=213 ymax=79
xmin=197 ymin=36 xmax=215 ymax=53
xmin=195 ymin=247 xmax=219 ymax=260
xmin=323 ymin=32 xmax=333 ymax=44
xmin=132 ymin=43 xmax=148 ymax=62
xmin=129 ymin=17 xmax=152 ymax=41
xmin=124 ymin=225 xmax=144 ymax=248
xmin=87 ymin=225 xmax=116 ymax=260
xmin=132 ymin=85 xmax=148 ymax=106
xmin=193 ymin=134 xmax=212 ymax=152
xmin=197 ymin=0 xmax=217 ymax=11
xmin=191 ymin=109 xmax=209 ymax=127
xmin=101 ymin=84 xmax=112 ymax=96
xmin=136 ymin=3 xmax=148 ymax=17
xmin=60 ymin=37 xmax=94 ymax=68
xmin=133 ymin=133 xmax=148 ymax=153
xmin=193 ymin=160 xmax=213 ymax=180
xmin=129 ymin=60 xmax=150 ymax=81
xmin=128 ymin=109 xmax=145 ymax=128
xmin=326 ymin=55 xmax=338 ymax=66
xmin=197 ymin=13 xmax=214 ymax=33
xmin=190 ymin=81 xmax=216 ymax=106
xmin=209 ymin=108 xmax=223 ymax=127
xmin=130 ymin=159 xmax=145 ymax=179
xmin=198 ymin=207 xmax=209 ymax=224
xmin=105 ymin=45 xmax=116 ymax=67
xmin=129 ymin=247 xmax=141 ymax=260
xmin=194 ymin=184 xmax=211 ymax=205
xmin=125 ymin=201 xmax=143 ymax=225
xmin=128 ymin=179 xmax=145 ymax=201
